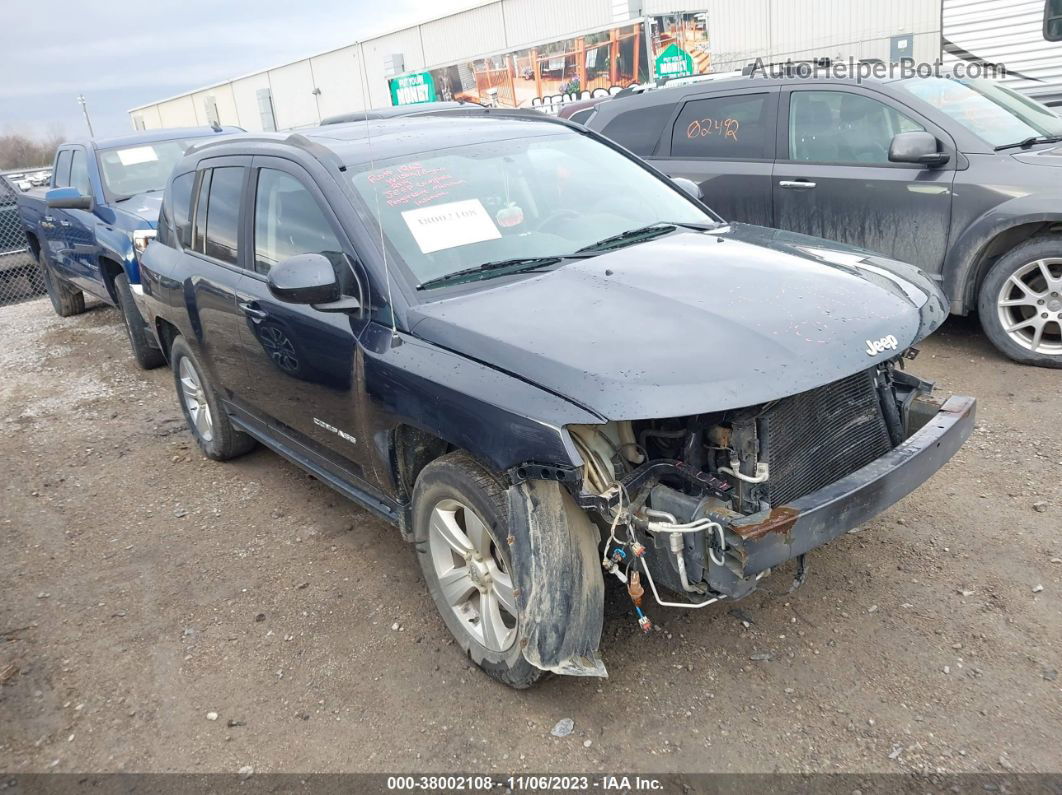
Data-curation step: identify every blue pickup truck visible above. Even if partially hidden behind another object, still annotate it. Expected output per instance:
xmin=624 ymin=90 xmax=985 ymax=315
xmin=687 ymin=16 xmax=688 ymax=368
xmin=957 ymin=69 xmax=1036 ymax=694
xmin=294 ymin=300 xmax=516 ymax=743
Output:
xmin=17 ymin=127 xmax=238 ymax=367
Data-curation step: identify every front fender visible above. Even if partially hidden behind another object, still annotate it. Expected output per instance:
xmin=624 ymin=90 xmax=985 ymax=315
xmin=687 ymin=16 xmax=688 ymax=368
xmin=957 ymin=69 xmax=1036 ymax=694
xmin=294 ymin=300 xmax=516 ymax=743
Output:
xmin=943 ymin=194 xmax=1062 ymax=313
xmin=94 ymin=224 xmax=140 ymax=284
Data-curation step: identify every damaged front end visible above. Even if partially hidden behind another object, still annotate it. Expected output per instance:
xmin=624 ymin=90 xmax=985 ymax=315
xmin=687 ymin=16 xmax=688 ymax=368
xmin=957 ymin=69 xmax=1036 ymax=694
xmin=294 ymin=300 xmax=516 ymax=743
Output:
xmin=508 ymin=356 xmax=975 ymax=674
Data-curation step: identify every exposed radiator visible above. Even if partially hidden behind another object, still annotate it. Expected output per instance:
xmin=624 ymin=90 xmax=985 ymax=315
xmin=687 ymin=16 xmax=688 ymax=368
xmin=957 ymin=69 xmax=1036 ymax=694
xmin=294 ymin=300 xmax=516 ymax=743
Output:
xmin=761 ymin=369 xmax=892 ymax=507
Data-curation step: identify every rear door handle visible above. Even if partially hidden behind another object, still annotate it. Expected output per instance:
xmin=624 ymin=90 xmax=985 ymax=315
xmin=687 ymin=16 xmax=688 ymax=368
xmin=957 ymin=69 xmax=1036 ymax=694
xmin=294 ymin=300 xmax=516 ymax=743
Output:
xmin=779 ymin=180 xmax=816 ymax=190
xmin=237 ymin=300 xmax=268 ymax=321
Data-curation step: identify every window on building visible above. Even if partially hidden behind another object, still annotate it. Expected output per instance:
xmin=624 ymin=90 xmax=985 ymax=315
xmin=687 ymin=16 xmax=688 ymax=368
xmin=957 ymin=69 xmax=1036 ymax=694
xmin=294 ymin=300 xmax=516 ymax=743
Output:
xmin=788 ymin=90 xmax=923 ymax=164
xmin=1046 ymin=0 xmax=1062 ymax=41
xmin=670 ymin=93 xmax=771 ymax=159
xmin=600 ymin=103 xmax=676 ymax=156
xmin=203 ymin=167 xmax=244 ymax=265
xmin=253 ymin=169 xmax=346 ymax=283
xmin=68 ymin=149 xmax=91 ymax=196
xmin=256 ymin=88 xmax=278 ymax=132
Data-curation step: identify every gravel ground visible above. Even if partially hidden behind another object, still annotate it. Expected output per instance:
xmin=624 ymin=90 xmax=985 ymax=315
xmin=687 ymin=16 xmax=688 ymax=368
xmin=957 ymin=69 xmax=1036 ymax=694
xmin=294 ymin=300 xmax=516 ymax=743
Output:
xmin=0 ymin=296 xmax=1059 ymax=775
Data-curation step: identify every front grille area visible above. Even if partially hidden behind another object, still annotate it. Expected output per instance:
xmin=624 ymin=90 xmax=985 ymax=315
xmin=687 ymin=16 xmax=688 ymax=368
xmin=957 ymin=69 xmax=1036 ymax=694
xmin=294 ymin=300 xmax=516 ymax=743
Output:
xmin=761 ymin=369 xmax=892 ymax=507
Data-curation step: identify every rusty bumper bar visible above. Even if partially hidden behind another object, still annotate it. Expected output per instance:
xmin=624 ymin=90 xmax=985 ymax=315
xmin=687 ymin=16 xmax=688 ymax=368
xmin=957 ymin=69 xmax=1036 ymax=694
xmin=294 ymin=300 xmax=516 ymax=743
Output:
xmin=727 ymin=395 xmax=976 ymax=578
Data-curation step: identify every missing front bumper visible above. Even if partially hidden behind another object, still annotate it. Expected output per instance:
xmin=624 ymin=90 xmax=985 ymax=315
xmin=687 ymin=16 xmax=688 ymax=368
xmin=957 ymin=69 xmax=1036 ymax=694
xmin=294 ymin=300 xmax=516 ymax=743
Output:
xmin=719 ymin=395 xmax=976 ymax=587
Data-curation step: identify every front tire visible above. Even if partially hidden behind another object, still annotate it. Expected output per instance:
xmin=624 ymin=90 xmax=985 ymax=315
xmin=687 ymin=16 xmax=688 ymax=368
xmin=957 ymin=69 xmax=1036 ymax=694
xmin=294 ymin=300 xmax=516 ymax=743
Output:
xmin=979 ymin=236 xmax=1062 ymax=368
xmin=170 ymin=336 xmax=256 ymax=461
xmin=413 ymin=452 xmax=543 ymax=689
xmin=114 ymin=273 xmax=164 ymax=370
xmin=41 ymin=259 xmax=85 ymax=317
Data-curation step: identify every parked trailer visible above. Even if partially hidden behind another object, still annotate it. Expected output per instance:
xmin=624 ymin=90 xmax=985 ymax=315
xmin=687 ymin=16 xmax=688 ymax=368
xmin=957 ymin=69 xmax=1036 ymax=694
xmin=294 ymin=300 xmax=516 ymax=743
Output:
xmin=943 ymin=0 xmax=1062 ymax=106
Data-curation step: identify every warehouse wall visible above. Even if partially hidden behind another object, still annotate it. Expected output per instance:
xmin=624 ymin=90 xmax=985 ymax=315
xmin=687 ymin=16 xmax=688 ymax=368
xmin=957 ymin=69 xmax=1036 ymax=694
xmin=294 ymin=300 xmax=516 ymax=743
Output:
xmin=129 ymin=0 xmax=946 ymax=130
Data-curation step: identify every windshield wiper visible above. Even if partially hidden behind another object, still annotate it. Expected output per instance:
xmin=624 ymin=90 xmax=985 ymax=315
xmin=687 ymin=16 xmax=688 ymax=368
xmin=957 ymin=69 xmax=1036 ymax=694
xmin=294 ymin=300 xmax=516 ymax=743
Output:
xmin=418 ymin=255 xmax=592 ymax=290
xmin=113 ymin=188 xmax=162 ymax=203
xmin=994 ymin=135 xmax=1062 ymax=151
xmin=576 ymin=220 xmax=718 ymax=254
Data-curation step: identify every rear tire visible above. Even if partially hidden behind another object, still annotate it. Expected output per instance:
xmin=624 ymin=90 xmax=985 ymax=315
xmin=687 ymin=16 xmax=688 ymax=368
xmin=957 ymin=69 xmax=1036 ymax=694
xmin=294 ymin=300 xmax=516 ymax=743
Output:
xmin=170 ymin=336 xmax=256 ymax=461
xmin=978 ymin=235 xmax=1062 ymax=368
xmin=413 ymin=452 xmax=543 ymax=689
xmin=41 ymin=259 xmax=85 ymax=317
xmin=114 ymin=273 xmax=164 ymax=369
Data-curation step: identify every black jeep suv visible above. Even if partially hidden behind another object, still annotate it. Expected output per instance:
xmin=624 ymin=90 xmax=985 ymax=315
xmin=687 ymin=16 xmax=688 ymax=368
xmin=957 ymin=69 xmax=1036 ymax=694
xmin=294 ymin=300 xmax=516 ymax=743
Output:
xmin=136 ymin=113 xmax=974 ymax=687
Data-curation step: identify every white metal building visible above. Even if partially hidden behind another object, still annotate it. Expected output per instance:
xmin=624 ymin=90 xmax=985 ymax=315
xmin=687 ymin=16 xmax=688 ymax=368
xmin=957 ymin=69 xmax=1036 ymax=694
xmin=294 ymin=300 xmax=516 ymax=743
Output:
xmin=129 ymin=0 xmax=1055 ymax=132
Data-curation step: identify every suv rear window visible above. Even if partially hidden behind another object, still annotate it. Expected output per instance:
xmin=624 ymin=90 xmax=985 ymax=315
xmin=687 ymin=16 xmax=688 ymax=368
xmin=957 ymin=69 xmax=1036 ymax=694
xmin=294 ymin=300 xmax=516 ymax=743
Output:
xmin=158 ymin=172 xmax=194 ymax=248
xmin=670 ymin=93 xmax=771 ymax=159
xmin=600 ymin=104 xmax=676 ymax=156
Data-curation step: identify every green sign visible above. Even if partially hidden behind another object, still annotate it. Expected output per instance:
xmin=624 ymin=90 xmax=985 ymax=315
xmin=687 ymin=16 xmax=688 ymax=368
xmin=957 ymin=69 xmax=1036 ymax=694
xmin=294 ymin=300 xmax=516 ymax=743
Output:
xmin=389 ymin=72 xmax=437 ymax=106
xmin=654 ymin=43 xmax=694 ymax=81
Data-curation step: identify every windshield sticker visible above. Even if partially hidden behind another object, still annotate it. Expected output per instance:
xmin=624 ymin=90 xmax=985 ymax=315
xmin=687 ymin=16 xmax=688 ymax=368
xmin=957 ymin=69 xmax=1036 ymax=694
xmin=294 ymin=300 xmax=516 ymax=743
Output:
xmin=368 ymin=162 xmax=466 ymax=208
xmin=401 ymin=199 xmax=501 ymax=254
xmin=116 ymin=146 xmax=159 ymax=166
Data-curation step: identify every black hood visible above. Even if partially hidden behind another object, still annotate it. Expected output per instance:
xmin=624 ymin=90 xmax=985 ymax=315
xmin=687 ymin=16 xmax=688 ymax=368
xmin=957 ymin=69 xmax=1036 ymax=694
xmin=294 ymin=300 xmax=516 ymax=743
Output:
xmin=408 ymin=223 xmax=948 ymax=420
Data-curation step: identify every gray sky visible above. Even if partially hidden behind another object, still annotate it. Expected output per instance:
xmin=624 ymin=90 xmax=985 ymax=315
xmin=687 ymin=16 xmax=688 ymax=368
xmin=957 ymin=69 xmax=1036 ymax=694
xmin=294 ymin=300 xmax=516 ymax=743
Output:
xmin=0 ymin=0 xmax=473 ymax=139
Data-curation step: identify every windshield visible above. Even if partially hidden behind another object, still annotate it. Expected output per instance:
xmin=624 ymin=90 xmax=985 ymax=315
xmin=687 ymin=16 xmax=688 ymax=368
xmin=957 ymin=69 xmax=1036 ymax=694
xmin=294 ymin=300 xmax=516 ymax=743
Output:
xmin=895 ymin=76 xmax=1062 ymax=147
xmin=349 ymin=132 xmax=718 ymax=289
xmin=97 ymin=139 xmax=196 ymax=199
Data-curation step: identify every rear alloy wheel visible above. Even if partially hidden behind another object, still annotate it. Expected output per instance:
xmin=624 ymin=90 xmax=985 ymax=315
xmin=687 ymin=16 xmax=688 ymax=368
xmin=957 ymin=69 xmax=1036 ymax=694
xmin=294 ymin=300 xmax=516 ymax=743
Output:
xmin=979 ymin=236 xmax=1062 ymax=368
xmin=169 ymin=336 xmax=256 ymax=461
xmin=413 ymin=452 xmax=543 ymax=688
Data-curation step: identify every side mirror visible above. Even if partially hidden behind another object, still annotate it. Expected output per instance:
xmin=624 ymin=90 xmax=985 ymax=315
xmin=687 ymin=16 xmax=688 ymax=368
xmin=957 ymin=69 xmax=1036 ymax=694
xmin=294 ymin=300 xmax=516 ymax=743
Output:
xmin=46 ymin=186 xmax=93 ymax=210
xmin=888 ymin=131 xmax=950 ymax=167
xmin=671 ymin=176 xmax=703 ymax=200
xmin=267 ymin=253 xmax=342 ymax=305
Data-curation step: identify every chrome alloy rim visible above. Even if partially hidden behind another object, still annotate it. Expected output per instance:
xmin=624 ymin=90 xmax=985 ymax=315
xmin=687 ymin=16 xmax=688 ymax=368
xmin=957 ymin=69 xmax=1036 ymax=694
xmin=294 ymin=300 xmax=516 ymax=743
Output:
xmin=178 ymin=357 xmax=214 ymax=442
xmin=427 ymin=498 xmax=517 ymax=653
xmin=997 ymin=258 xmax=1062 ymax=355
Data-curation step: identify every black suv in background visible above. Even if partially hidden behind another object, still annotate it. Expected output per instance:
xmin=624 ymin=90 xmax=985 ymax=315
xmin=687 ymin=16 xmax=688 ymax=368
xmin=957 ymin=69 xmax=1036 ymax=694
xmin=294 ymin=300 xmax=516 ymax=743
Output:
xmin=583 ymin=73 xmax=1062 ymax=367
xmin=134 ymin=115 xmax=973 ymax=687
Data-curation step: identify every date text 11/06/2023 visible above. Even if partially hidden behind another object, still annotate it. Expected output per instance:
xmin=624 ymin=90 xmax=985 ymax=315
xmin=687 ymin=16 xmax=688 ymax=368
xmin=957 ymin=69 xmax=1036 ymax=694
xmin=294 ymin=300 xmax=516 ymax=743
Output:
xmin=385 ymin=775 xmax=665 ymax=791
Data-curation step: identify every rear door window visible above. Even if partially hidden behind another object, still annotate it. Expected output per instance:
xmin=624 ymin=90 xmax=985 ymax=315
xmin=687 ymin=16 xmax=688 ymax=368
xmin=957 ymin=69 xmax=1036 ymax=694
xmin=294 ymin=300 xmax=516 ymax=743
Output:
xmin=670 ymin=93 xmax=772 ymax=159
xmin=203 ymin=166 xmax=244 ymax=265
xmin=600 ymin=103 xmax=676 ymax=155
xmin=192 ymin=170 xmax=211 ymax=253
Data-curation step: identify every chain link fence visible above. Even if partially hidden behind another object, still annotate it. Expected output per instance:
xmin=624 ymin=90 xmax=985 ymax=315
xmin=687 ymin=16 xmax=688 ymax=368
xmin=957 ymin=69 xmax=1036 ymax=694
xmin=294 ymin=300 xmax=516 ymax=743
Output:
xmin=0 ymin=171 xmax=47 ymax=308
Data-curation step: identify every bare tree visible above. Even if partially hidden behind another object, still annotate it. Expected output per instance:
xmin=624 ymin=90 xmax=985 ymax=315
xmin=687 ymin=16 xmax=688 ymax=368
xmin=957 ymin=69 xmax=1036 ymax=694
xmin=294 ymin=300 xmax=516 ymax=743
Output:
xmin=0 ymin=128 xmax=66 ymax=171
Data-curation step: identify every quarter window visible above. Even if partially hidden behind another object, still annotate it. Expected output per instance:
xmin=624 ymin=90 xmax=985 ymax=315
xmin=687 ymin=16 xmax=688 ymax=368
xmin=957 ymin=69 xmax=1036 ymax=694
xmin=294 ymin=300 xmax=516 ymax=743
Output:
xmin=600 ymin=103 xmax=676 ymax=156
xmin=167 ymin=172 xmax=195 ymax=248
xmin=203 ymin=167 xmax=243 ymax=265
xmin=670 ymin=93 xmax=771 ymax=159
xmin=788 ymin=90 xmax=923 ymax=164
xmin=192 ymin=171 xmax=210 ymax=253
xmin=253 ymin=169 xmax=344 ymax=278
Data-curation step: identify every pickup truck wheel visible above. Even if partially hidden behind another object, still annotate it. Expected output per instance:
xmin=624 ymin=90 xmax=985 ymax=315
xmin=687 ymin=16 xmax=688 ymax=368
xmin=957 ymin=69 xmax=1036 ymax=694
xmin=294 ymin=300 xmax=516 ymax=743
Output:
xmin=114 ymin=273 xmax=164 ymax=370
xmin=413 ymin=452 xmax=543 ymax=689
xmin=41 ymin=261 xmax=85 ymax=317
xmin=979 ymin=237 xmax=1062 ymax=368
xmin=169 ymin=337 xmax=256 ymax=461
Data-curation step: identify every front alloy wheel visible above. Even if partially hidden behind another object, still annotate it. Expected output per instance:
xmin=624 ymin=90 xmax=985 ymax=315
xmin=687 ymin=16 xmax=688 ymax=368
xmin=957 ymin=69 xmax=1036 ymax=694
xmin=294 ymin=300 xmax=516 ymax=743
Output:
xmin=996 ymin=257 xmax=1062 ymax=356
xmin=427 ymin=498 xmax=517 ymax=653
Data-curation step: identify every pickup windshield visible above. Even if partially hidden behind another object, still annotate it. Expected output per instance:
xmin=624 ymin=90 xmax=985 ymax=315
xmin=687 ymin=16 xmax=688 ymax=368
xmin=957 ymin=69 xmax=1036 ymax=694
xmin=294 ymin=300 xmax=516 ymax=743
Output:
xmin=349 ymin=132 xmax=719 ymax=289
xmin=895 ymin=76 xmax=1062 ymax=148
xmin=96 ymin=139 xmax=195 ymax=200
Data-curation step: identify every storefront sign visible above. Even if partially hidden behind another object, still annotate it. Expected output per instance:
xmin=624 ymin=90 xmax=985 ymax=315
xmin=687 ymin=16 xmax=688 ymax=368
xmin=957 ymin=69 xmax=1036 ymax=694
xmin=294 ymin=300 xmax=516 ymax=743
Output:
xmin=654 ymin=42 xmax=695 ymax=80
xmin=390 ymin=72 xmax=437 ymax=106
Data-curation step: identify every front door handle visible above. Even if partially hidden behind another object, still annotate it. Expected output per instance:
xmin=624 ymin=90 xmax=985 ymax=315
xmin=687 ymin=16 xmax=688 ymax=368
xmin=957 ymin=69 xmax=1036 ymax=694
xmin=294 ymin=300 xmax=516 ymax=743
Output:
xmin=779 ymin=180 xmax=817 ymax=190
xmin=237 ymin=300 xmax=268 ymax=322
